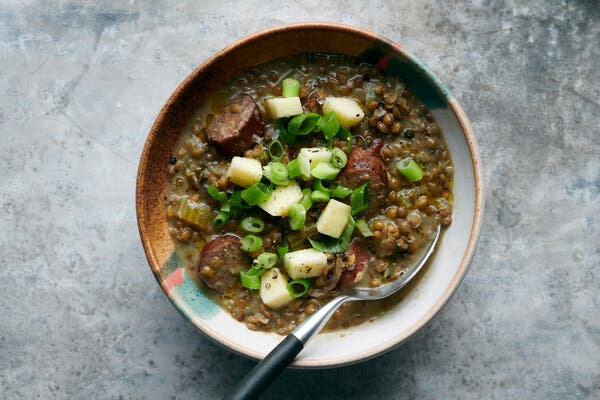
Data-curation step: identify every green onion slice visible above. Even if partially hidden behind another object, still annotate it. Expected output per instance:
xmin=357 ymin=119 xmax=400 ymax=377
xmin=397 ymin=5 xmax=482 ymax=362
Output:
xmin=207 ymin=184 xmax=228 ymax=202
xmin=330 ymin=147 xmax=348 ymax=168
xmin=309 ymin=216 xmax=355 ymax=253
xmin=311 ymin=189 xmax=330 ymax=203
xmin=281 ymin=77 xmax=300 ymax=98
xmin=241 ymin=235 xmax=262 ymax=252
xmin=331 ymin=185 xmax=353 ymax=199
xmin=350 ymin=183 xmax=369 ymax=215
xmin=276 ymin=243 xmax=289 ymax=259
xmin=336 ymin=127 xmax=353 ymax=152
xmin=310 ymin=162 xmax=340 ymax=180
xmin=287 ymin=278 xmax=312 ymax=298
xmin=240 ymin=216 xmax=265 ymax=233
xmin=240 ymin=270 xmax=261 ymax=289
xmin=241 ymin=183 xmax=271 ymax=205
xmin=275 ymin=118 xmax=296 ymax=145
xmin=288 ymin=203 xmax=306 ymax=231
xmin=299 ymin=188 xmax=313 ymax=211
xmin=287 ymin=158 xmax=302 ymax=179
xmin=267 ymin=140 xmax=285 ymax=161
xmin=312 ymin=179 xmax=331 ymax=193
xmin=396 ymin=157 xmax=424 ymax=182
xmin=228 ymin=190 xmax=253 ymax=210
xmin=287 ymin=113 xmax=321 ymax=136
xmin=213 ymin=211 xmax=230 ymax=228
xmin=355 ymin=218 xmax=373 ymax=237
xmin=255 ymin=252 xmax=278 ymax=269
xmin=244 ymin=266 xmax=264 ymax=276
xmin=319 ymin=112 xmax=340 ymax=143
xmin=263 ymin=162 xmax=290 ymax=186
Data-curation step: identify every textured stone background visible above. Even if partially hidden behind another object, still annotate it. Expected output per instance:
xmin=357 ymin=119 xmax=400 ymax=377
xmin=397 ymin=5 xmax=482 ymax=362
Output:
xmin=1 ymin=1 xmax=598 ymax=399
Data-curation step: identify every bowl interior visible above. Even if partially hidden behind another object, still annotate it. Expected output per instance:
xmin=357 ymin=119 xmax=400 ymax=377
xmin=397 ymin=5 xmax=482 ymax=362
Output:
xmin=136 ymin=23 xmax=483 ymax=368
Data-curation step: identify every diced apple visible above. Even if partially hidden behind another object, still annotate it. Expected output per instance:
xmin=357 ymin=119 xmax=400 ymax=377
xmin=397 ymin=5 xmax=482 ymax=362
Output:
xmin=266 ymin=97 xmax=303 ymax=119
xmin=260 ymin=268 xmax=293 ymax=309
xmin=297 ymin=147 xmax=332 ymax=179
xmin=322 ymin=97 xmax=365 ymax=129
xmin=258 ymin=181 xmax=303 ymax=217
xmin=316 ymin=199 xmax=351 ymax=238
xmin=284 ymin=248 xmax=328 ymax=279
xmin=226 ymin=156 xmax=263 ymax=187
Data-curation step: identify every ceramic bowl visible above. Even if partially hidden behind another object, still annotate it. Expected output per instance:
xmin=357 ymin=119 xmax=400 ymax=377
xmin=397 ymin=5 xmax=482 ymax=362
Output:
xmin=136 ymin=22 xmax=484 ymax=368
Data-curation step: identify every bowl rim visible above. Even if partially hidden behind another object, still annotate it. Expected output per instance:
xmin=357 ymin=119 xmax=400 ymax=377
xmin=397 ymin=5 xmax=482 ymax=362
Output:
xmin=136 ymin=22 xmax=485 ymax=368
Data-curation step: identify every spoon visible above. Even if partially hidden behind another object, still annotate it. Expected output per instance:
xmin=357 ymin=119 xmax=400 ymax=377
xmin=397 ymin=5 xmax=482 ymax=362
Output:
xmin=228 ymin=224 xmax=441 ymax=400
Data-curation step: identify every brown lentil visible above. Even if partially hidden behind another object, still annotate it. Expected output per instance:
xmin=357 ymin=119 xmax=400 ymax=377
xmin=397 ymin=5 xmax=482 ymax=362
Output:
xmin=382 ymin=113 xmax=394 ymax=126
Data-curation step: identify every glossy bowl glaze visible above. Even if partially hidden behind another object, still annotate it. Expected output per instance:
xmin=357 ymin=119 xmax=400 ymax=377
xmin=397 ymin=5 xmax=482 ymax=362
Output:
xmin=136 ymin=22 xmax=484 ymax=368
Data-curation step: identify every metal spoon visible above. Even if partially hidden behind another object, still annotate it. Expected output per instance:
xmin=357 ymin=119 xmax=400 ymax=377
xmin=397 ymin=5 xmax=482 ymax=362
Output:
xmin=228 ymin=225 xmax=441 ymax=400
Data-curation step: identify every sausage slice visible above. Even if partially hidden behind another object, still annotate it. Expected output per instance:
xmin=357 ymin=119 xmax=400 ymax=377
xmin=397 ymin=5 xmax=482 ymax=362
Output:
xmin=335 ymin=147 xmax=389 ymax=215
xmin=196 ymin=235 xmax=250 ymax=295
xmin=206 ymin=94 xmax=263 ymax=156
xmin=337 ymin=241 xmax=371 ymax=291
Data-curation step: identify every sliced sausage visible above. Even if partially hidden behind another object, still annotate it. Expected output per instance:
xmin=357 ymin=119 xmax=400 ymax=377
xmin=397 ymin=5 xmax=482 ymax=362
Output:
xmin=337 ymin=241 xmax=371 ymax=291
xmin=196 ymin=235 xmax=250 ymax=295
xmin=335 ymin=147 xmax=389 ymax=215
xmin=206 ymin=94 xmax=263 ymax=156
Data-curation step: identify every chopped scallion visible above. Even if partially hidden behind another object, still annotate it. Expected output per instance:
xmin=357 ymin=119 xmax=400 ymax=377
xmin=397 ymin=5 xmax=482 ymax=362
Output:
xmin=263 ymin=161 xmax=290 ymax=186
xmin=331 ymin=185 xmax=353 ymax=199
xmin=281 ymin=78 xmax=300 ymax=98
xmin=207 ymin=185 xmax=228 ymax=202
xmin=255 ymin=252 xmax=278 ymax=269
xmin=225 ymin=190 xmax=254 ymax=218
xmin=312 ymin=179 xmax=331 ymax=194
xmin=287 ymin=158 xmax=302 ymax=179
xmin=241 ymin=183 xmax=271 ymax=205
xmin=350 ymin=183 xmax=369 ymax=215
xmin=319 ymin=112 xmax=340 ymax=143
xmin=288 ymin=203 xmax=306 ymax=230
xmin=241 ymin=235 xmax=262 ymax=252
xmin=240 ymin=270 xmax=261 ymax=289
xmin=267 ymin=139 xmax=285 ymax=161
xmin=299 ymin=188 xmax=313 ymax=211
xmin=287 ymin=113 xmax=321 ymax=136
xmin=240 ymin=216 xmax=265 ymax=233
xmin=336 ymin=127 xmax=353 ymax=152
xmin=396 ymin=157 xmax=424 ymax=182
xmin=213 ymin=211 xmax=230 ymax=228
xmin=276 ymin=243 xmax=289 ymax=259
xmin=287 ymin=278 xmax=312 ymax=298
xmin=310 ymin=162 xmax=340 ymax=180
xmin=330 ymin=147 xmax=348 ymax=168
xmin=275 ymin=118 xmax=296 ymax=145
xmin=355 ymin=218 xmax=373 ymax=237
xmin=244 ymin=266 xmax=265 ymax=276
xmin=311 ymin=190 xmax=330 ymax=203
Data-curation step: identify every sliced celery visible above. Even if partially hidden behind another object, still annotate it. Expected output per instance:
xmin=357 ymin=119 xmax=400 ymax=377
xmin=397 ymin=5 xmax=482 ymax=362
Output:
xmin=176 ymin=196 xmax=211 ymax=228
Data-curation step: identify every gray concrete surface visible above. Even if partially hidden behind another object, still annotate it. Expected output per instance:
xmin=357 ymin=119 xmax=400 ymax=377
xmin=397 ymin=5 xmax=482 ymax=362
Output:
xmin=1 ymin=1 xmax=599 ymax=399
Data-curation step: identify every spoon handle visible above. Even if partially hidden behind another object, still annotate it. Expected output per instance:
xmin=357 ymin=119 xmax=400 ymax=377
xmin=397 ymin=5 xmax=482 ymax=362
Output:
xmin=228 ymin=295 xmax=350 ymax=400
xmin=228 ymin=334 xmax=303 ymax=400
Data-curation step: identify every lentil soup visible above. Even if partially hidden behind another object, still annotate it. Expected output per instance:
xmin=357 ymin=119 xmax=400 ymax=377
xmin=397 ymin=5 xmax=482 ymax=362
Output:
xmin=165 ymin=53 xmax=453 ymax=335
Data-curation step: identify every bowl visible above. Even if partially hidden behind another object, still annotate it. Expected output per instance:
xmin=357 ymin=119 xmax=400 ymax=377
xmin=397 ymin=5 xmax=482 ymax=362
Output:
xmin=136 ymin=22 xmax=484 ymax=368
